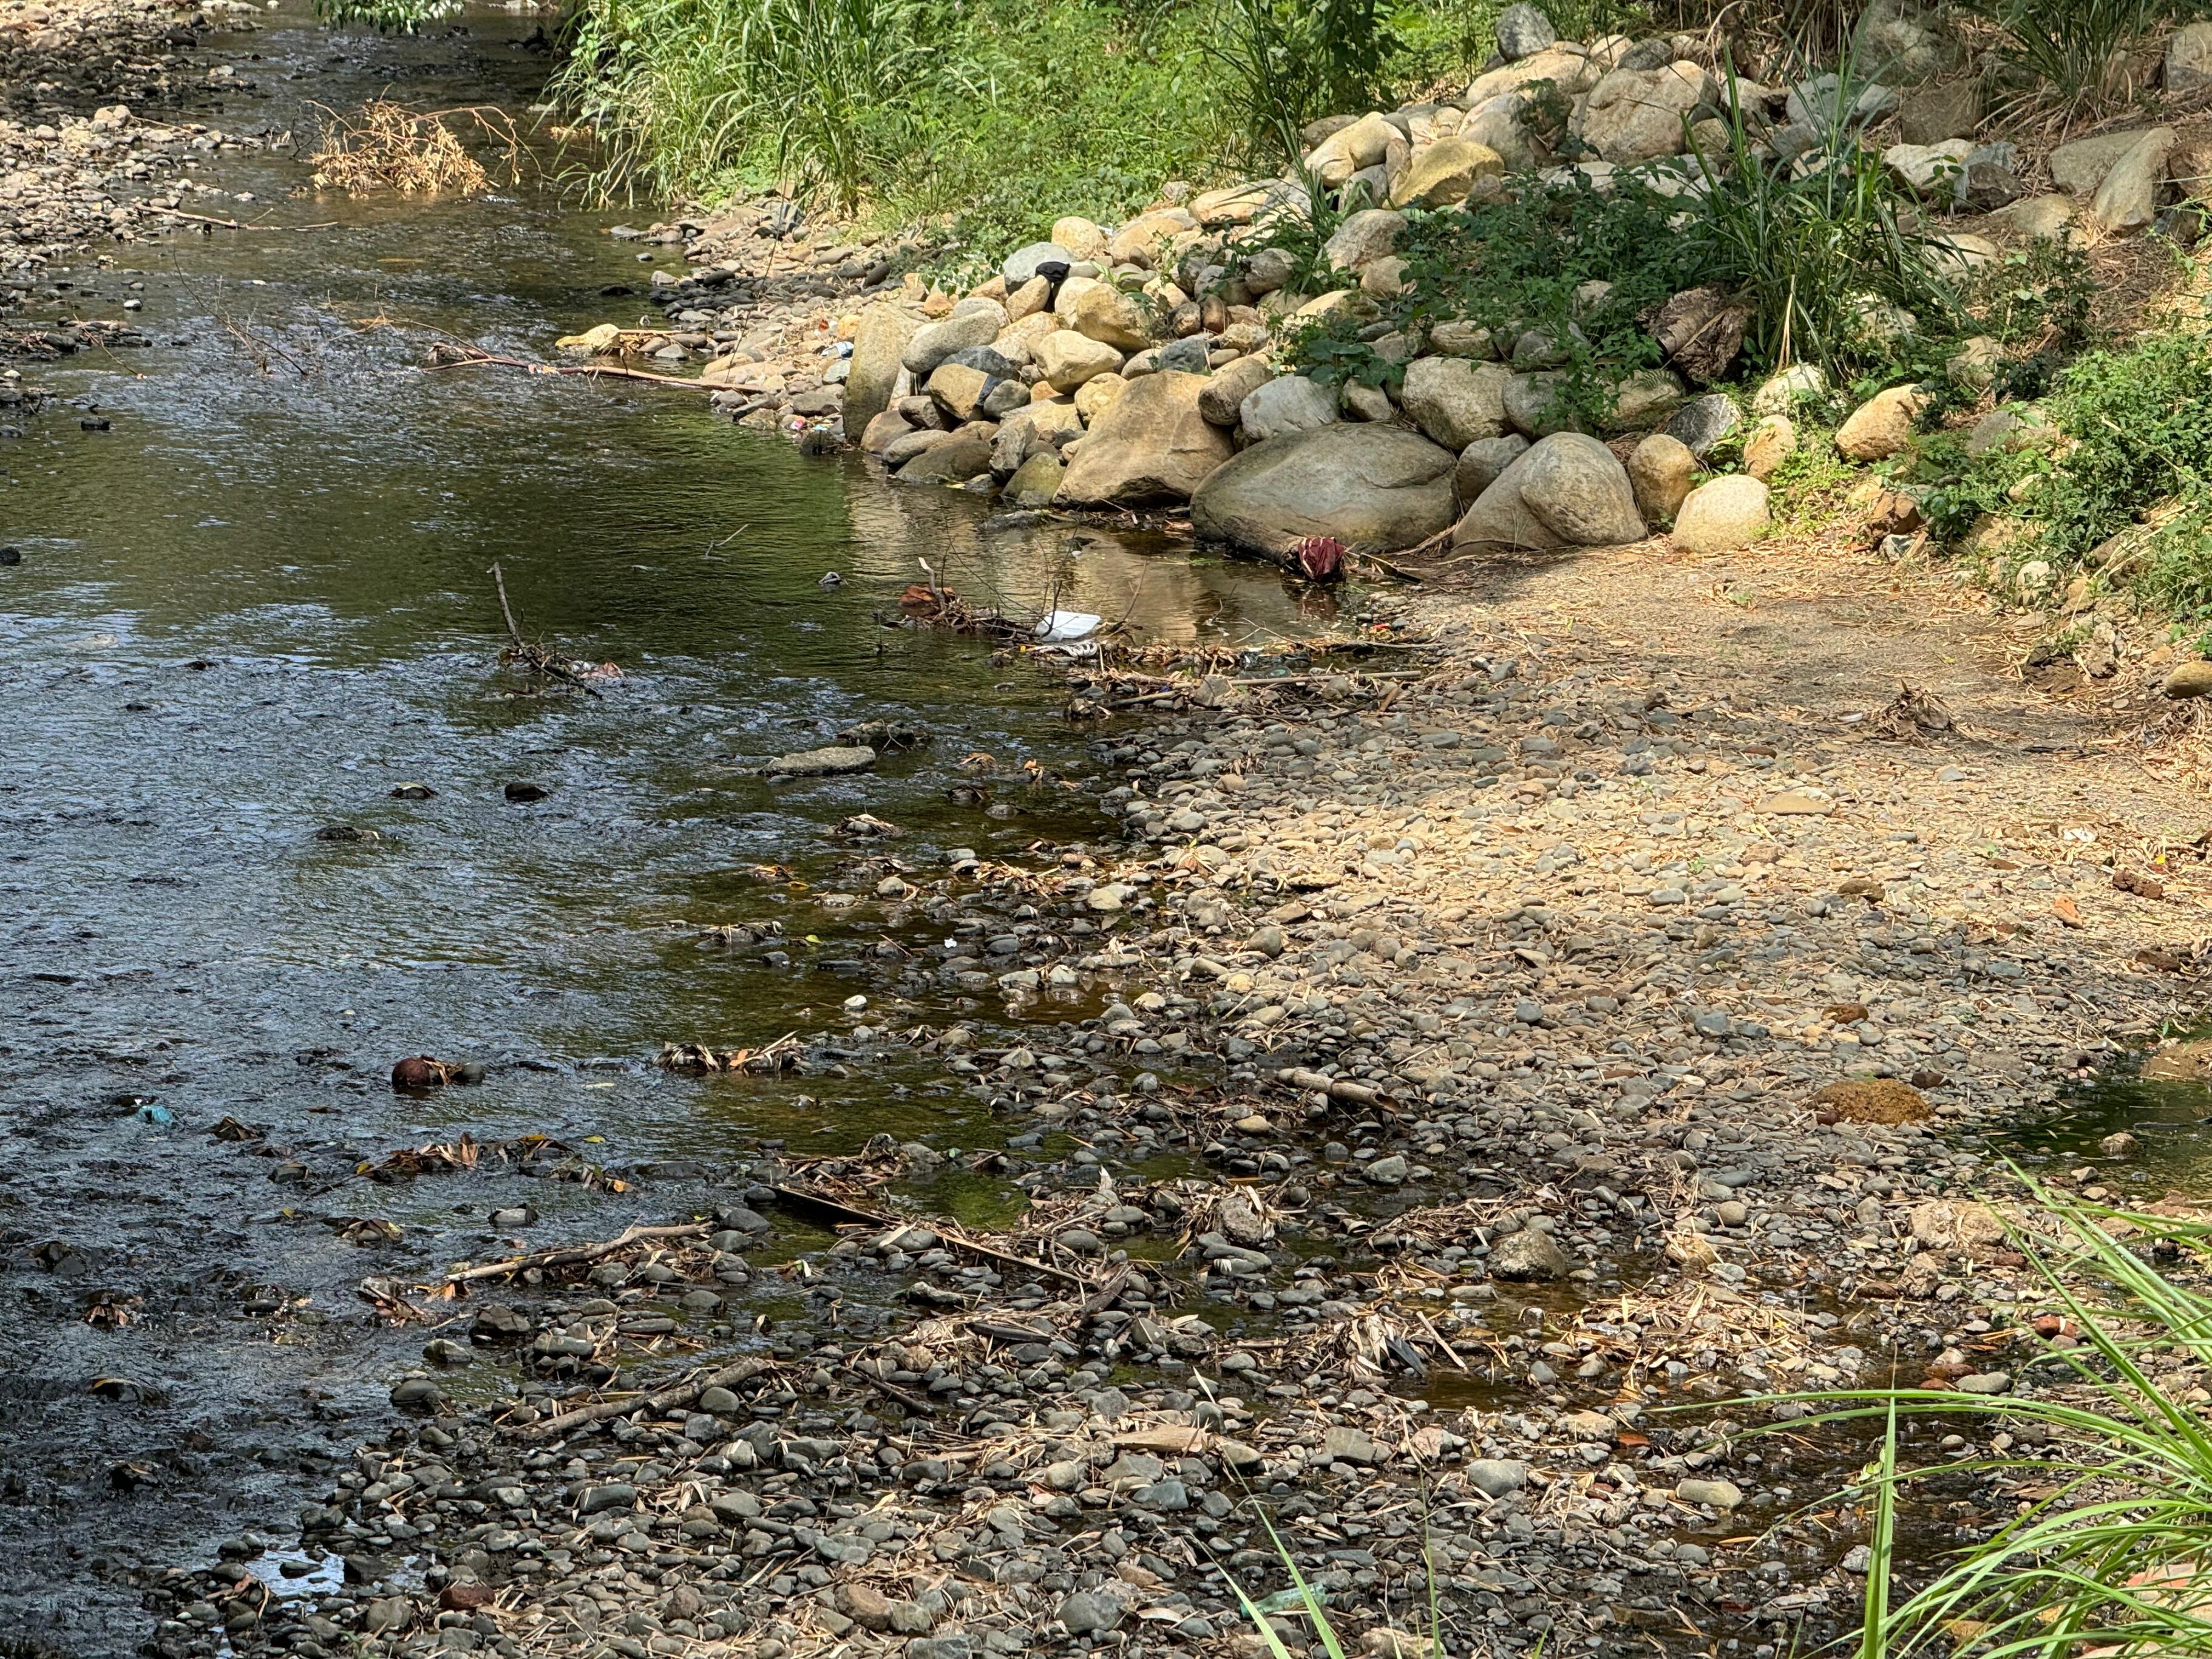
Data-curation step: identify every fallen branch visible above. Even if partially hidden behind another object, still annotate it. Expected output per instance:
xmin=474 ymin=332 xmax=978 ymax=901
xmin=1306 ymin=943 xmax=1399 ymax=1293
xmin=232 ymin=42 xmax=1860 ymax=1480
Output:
xmin=152 ymin=208 xmax=343 ymax=232
xmin=843 ymin=1364 xmax=936 ymax=1415
xmin=488 ymin=560 xmax=611 ymax=696
xmin=1273 ymin=1067 xmax=1389 ymax=1108
xmin=429 ymin=341 xmax=718 ymax=390
xmin=768 ymin=1183 xmax=1093 ymax=1288
xmin=445 ymin=1220 xmax=712 ymax=1285
xmin=524 ymin=1355 xmax=774 ymax=1440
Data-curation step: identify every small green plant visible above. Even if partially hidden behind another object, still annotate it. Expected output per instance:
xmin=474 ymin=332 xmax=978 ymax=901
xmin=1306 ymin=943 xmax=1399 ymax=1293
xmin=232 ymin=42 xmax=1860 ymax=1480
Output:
xmin=1233 ymin=1502 xmax=1443 ymax=1659
xmin=1962 ymin=0 xmax=2174 ymax=119
xmin=1806 ymin=1180 xmax=2212 ymax=1659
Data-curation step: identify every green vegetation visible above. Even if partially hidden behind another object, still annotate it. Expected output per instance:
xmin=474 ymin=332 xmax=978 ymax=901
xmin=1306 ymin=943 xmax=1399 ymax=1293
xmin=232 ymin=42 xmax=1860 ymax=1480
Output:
xmin=310 ymin=0 xmax=458 ymax=30
xmin=1280 ymin=175 xmax=1708 ymax=429
xmin=1964 ymin=0 xmax=2185 ymax=117
xmin=1274 ymin=84 xmax=1967 ymax=433
xmin=1915 ymin=325 xmax=2212 ymax=615
xmin=546 ymin=0 xmax=1511 ymax=251
xmin=1811 ymin=1185 xmax=2212 ymax=1659
xmin=1694 ymin=79 xmax=1957 ymax=379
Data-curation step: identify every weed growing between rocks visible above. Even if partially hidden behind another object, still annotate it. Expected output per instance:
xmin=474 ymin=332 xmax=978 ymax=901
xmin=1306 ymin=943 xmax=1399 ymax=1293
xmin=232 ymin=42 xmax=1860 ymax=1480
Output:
xmin=1694 ymin=70 xmax=1961 ymax=380
xmin=1815 ymin=1184 xmax=2212 ymax=1659
xmin=1913 ymin=325 xmax=2212 ymax=616
xmin=1280 ymin=175 xmax=1708 ymax=430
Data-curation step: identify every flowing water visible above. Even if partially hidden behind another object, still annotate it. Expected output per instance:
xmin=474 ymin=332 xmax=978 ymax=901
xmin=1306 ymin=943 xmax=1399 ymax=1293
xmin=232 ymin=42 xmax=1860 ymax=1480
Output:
xmin=1 ymin=10 xmax=1326 ymax=1646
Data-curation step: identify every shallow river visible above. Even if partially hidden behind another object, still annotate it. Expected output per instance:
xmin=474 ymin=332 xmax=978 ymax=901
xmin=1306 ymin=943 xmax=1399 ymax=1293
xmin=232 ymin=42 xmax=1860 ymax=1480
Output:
xmin=1 ymin=10 xmax=1321 ymax=1646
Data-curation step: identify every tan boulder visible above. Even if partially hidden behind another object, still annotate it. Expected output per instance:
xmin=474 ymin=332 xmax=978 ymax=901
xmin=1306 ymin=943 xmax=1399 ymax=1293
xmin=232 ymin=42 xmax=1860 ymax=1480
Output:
xmin=1836 ymin=385 xmax=1925 ymax=461
xmin=1452 ymin=432 xmax=1645 ymax=554
xmin=1056 ymin=371 xmax=1233 ymax=506
xmin=1388 ymin=137 xmax=1505 ymax=208
xmin=1743 ymin=415 xmax=1797 ymax=480
xmin=1050 ymin=215 xmax=1109 ymax=262
xmin=1626 ymin=433 xmax=1695 ymax=523
xmin=1106 ymin=208 xmax=1199 ymax=268
xmin=1070 ymin=284 xmax=1158 ymax=351
xmin=1305 ymin=112 xmax=1401 ymax=186
xmin=1671 ymin=475 xmax=1769 ymax=552
xmin=1034 ymin=330 xmax=1125 ymax=394
xmin=843 ymin=303 xmax=919 ymax=435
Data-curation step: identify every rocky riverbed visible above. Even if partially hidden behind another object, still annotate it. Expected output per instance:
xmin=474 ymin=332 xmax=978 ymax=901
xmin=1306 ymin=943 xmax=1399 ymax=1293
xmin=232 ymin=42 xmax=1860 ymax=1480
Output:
xmin=16 ymin=5 xmax=2212 ymax=1659
xmin=127 ymin=539 xmax=2212 ymax=1659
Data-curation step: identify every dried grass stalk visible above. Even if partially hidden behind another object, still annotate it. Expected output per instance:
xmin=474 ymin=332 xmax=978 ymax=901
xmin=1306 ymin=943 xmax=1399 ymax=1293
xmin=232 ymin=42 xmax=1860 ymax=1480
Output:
xmin=308 ymin=99 xmax=526 ymax=194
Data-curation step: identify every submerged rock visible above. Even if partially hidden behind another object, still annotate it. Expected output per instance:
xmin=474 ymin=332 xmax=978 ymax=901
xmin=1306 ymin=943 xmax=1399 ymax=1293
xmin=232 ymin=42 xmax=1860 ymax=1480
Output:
xmin=764 ymin=746 xmax=877 ymax=778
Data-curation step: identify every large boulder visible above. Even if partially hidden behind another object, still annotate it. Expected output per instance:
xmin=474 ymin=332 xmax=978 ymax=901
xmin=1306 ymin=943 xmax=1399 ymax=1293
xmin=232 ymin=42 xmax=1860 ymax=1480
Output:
xmin=1003 ymin=241 xmax=1074 ymax=288
xmin=2089 ymin=127 xmax=2174 ymax=233
xmin=1306 ymin=112 xmax=1402 ymax=187
xmin=1191 ymin=424 xmax=1457 ymax=557
xmin=1240 ymin=375 xmax=1340 ymax=443
xmin=1034 ymin=330 xmax=1124 ymax=393
xmin=2049 ymin=126 xmax=2164 ymax=195
xmin=1323 ymin=208 xmax=1407 ymax=273
xmin=844 ymin=304 xmax=918 ymax=435
xmin=1399 ymin=356 xmax=1511 ymax=450
xmin=1503 ymin=371 xmax=1575 ymax=438
xmin=1056 ymin=372 xmax=1232 ymax=507
xmin=1465 ymin=44 xmax=1601 ymax=107
xmin=1454 ymin=434 xmax=1528 ymax=504
xmin=1070 ymin=284 xmax=1158 ymax=351
xmin=1050 ymin=215 xmax=1109 ymax=262
xmin=1451 ymin=432 xmax=1645 ymax=554
xmin=1896 ymin=78 xmax=1981 ymax=144
xmin=1627 ymin=433 xmax=1695 ymax=523
xmin=1190 ymin=179 xmax=1295 ymax=227
xmin=896 ymin=425 xmax=996 ymax=485
xmin=901 ymin=299 xmax=1007 ymax=377
xmin=1496 ymin=1 xmax=1557 ymax=60
xmin=2171 ymin=21 xmax=2212 ymax=92
xmin=1459 ymin=93 xmax=1541 ymax=170
xmin=1389 ymin=137 xmax=1506 ymax=208
xmin=1836 ymin=385 xmax=1924 ymax=461
xmin=1199 ymin=356 xmax=1275 ymax=426
xmin=1672 ymin=475 xmax=1769 ymax=552
xmin=1575 ymin=63 xmax=1708 ymax=163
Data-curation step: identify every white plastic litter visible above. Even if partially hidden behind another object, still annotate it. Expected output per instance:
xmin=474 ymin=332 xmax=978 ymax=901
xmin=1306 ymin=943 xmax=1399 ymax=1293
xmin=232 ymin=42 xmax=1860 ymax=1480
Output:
xmin=1033 ymin=610 xmax=1102 ymax=642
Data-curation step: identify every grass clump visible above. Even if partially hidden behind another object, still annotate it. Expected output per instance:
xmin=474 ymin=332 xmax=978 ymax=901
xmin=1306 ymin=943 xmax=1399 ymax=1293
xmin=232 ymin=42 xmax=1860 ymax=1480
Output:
xmin=1807 ymin=1182 xmax=2212 ymax=1659
xmin=1915 ymin=325 xmax=2212 ymax=614
xmin=308 ymin=101 xmax=526 ymax=194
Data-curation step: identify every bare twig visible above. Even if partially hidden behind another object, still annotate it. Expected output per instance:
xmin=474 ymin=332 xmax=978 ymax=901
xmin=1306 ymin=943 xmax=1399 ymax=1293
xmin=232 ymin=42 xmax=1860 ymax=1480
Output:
xmin=446 ymin=1220 xmax=712 ymax=1285
xmin=523 ymin=1355 xmax=774 ymax=1440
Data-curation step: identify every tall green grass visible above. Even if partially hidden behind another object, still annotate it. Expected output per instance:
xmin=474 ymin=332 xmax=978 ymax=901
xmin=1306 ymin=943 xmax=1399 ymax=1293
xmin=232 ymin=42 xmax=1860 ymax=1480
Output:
xmin=1691 ymin=62 xmax=1958 ymax=376
xmin=1808 ymin=1182 xmax=2212 ymax=1659
xmin=547 ymin=0 xmax=1504 ymax=249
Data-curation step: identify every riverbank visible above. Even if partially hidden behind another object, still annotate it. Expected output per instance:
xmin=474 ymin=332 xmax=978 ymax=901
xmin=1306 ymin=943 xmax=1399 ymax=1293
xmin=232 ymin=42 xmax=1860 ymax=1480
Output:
xmin=17 ymin=8 xmax=2212 ymax=1659
xmin=132 ymin=482 xmax=2212 ymax=1659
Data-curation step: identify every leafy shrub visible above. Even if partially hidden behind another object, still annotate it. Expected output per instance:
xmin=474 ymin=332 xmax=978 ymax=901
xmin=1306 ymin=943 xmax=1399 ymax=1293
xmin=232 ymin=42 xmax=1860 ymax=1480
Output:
xmin=1913 ymin=329 xmax=2212 ymax=613
xmin=1280 ymin=175 xmax=1708 ymax=427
